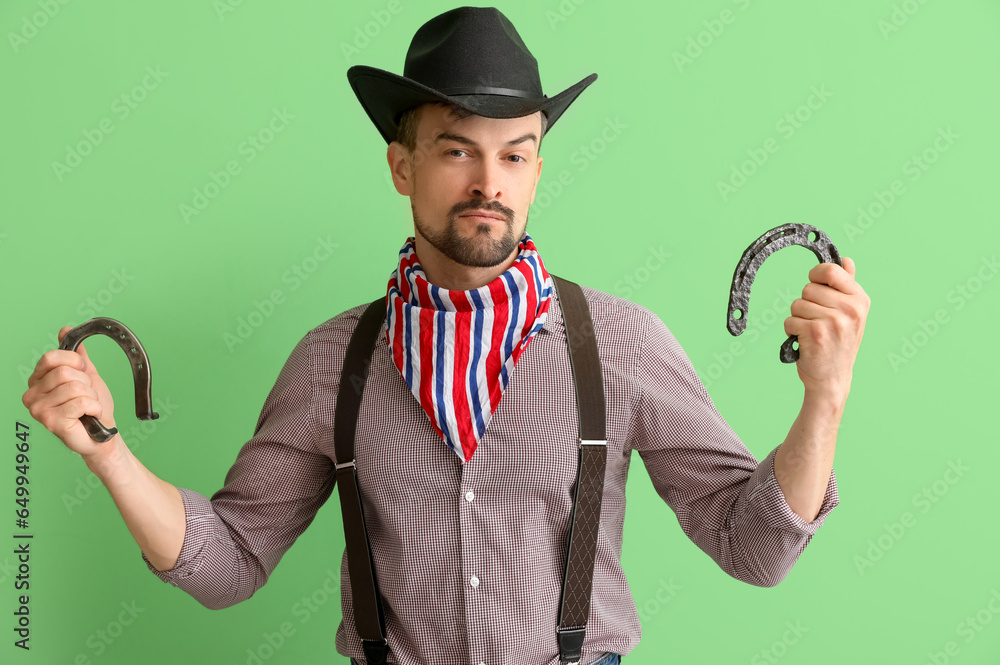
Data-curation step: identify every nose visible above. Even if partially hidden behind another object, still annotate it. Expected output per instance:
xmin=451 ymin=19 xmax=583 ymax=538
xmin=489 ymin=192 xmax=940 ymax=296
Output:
xmin=468 ymin=159 xmax=502 ymax=201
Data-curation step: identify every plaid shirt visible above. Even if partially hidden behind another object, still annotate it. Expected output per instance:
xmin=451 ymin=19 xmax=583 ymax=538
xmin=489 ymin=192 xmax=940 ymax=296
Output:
xmin=144 ymin=285 xmax=838 ymax=665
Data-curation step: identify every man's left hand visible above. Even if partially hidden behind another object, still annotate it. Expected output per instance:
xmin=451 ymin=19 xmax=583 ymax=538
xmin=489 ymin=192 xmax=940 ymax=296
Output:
xmin=784 ymin=257 xmax=871 ymax=399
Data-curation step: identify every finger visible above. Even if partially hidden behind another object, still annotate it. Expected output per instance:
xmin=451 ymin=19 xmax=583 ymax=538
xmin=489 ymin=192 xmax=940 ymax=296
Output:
xmin=789 ymin=297 xmax=836 ymax=321
xmin=801 ymin=281 xmax=852 ymax=309
xmin=842 ymin=256 xmax=856 ymax=277
xmin=45 ymin=380 xmax=101 ymax=412
xmin=808 ymin=261 xmax=861 ymax=295
xmin=26 ymin=381 xmax=101 ymax=428
xmin=784 ymin=315 xmax=809 ymax=337
xmin=27 ymin=348 xmax=87 ymax=387
xmin=56 ymin=325 xmax=100 ymax=376
xmin=31 ymin=363 xmax=93 ymax=397
xmin=75 ymin=340 xmax=97 ymax=374
xmin=48 ymin=395 xmax=108 ymax=440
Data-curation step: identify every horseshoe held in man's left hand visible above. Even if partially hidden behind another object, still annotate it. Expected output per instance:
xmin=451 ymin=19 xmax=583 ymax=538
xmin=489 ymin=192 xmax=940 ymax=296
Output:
xmin=727 ymin=223 xmax=843 ymax=364
xmin=58 ymin=317 xmax=159 ymax=442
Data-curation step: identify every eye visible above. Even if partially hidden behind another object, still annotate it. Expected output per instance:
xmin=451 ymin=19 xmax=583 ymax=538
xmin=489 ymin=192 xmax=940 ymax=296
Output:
xmin=508 ymin=155 xmax=527 ymax=163
xmin=447 ymin=149 xmax=468 ymax=157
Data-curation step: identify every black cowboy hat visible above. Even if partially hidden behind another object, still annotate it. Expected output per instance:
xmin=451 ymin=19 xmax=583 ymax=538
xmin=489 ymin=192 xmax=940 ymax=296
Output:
xmin=347 ymin=6 xmax=597 ymax=145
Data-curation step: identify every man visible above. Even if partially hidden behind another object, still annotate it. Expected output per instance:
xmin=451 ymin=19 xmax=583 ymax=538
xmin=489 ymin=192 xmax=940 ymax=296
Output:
xmin=22 ymin=7 xmax=870 ymax=665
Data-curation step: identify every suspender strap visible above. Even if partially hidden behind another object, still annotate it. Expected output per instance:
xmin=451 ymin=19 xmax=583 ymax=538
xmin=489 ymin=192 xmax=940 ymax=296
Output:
xmin=334 ymin=296 xmax=390 ymax=665
xmin=335 ymin=277 xmax=607 ymax=665
xmin=552 ymin=275 xmax=608 ymax=665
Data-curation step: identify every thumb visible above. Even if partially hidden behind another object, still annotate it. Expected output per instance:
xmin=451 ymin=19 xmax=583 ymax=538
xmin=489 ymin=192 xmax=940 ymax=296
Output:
xmin=842 ymin=256 xmax=856 ymax=278
xmin=57 ymin=325 xmax=94 ymax=373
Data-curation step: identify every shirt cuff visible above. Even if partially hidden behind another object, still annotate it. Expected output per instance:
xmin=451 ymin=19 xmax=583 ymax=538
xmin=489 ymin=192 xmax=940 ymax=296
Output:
xmin=141 ymin=487 xmax=218 ymax=586
xmin=745 ymin=445 xmax=839 ymax=536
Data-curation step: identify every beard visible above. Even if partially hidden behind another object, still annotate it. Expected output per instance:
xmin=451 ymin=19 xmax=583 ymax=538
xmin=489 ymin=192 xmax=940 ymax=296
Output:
xmin=412 ymin=198 xmax=524 ymax=269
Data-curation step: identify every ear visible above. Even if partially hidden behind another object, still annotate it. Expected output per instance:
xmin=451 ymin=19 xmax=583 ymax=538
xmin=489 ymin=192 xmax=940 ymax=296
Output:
xmin=387 ymin=141 xmax=413 ymax=196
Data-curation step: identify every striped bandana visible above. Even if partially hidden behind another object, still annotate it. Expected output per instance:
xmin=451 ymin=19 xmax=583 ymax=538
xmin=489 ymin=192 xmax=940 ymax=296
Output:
xmin=384 ymin=233 xmax=554 ymax=464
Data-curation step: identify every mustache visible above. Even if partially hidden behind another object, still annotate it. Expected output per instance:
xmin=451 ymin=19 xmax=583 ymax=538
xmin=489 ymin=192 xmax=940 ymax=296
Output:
xmin=451 ymin=200 xmax=514 ymax=222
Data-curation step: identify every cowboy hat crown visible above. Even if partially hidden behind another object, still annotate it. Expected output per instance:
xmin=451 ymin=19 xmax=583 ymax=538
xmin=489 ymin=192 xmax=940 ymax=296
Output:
xmin=347 ymin=6 xmax=597 ymax=144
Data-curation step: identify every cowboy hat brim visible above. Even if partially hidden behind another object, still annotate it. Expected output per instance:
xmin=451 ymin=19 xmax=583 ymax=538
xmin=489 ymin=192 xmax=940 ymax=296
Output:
xmin=347 ymin=65 xmax=597 ymax=145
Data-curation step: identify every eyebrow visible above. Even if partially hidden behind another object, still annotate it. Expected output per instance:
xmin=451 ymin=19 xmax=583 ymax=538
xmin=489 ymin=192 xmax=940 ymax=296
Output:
xmin=432 ymin=131 xmax=538 ymax=148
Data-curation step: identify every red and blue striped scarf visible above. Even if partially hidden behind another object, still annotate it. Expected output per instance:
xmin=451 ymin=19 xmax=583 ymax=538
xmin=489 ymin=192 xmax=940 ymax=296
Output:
xmin=384 ymin=233 xmax=553 ymax=464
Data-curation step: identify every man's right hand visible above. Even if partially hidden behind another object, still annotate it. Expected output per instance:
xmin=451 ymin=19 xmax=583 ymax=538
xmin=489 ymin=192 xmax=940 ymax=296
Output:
xmin=21 ymin=325 xmax=186 ymax=572
xmin=22 ymin=325 xmax=121 ymax=461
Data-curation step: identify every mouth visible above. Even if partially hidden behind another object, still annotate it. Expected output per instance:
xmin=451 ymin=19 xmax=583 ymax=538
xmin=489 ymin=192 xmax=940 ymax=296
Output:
xmin=460 ymin=211 xmax=507 ymax=222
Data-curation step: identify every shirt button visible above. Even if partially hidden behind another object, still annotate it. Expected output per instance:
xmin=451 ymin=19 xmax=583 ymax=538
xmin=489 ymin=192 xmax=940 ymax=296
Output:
xmin=470 ymin=575 xmax=479 ymax=588
xmin=465 ymin=491 xmax=475 ymax=502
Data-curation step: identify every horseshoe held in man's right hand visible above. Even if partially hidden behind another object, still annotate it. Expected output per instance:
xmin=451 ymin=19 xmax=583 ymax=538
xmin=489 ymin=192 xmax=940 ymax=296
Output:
xmin=58 ymin=317 xmax=158 ymax=443
xmin=727 ymin=223 xmax=843 ymax=364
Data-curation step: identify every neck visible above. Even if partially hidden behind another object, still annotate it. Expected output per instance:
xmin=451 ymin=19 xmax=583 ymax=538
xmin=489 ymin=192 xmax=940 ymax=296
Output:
xmin=412 ymin=235 xmax=519 ymax=291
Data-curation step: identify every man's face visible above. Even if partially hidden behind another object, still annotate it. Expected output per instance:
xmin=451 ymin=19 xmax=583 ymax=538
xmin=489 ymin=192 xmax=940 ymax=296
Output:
xmin=388 ymin=104 xmax=544 ymax=270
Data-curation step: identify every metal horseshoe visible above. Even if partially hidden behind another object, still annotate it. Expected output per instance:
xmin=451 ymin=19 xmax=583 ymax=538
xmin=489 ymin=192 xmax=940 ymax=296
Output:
xmin=727 ymin=223 xmax=843 ymax=363
xmin=58 ymin=317 xmax=158 ymax=442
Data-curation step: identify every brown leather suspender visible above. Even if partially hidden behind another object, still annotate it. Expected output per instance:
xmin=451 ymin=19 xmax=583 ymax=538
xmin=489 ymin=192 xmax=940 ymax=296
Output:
xmin=334 ymin=295 xmax=391 ymax=665
xmin=333 ymin=275 xmax=607 ymax=665
xmin=553 ymin=276 xmax=608 ymax=665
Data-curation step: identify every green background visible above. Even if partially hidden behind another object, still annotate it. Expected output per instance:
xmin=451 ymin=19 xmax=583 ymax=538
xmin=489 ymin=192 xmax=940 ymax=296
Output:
xmin=2 ymin=0 xmax=998 ymax=663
